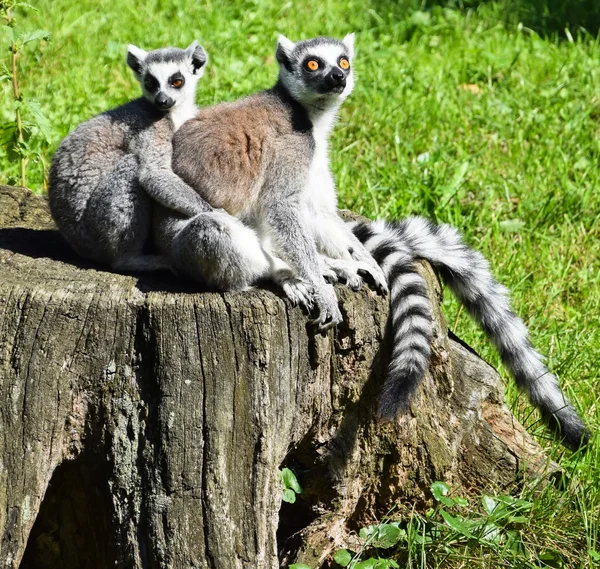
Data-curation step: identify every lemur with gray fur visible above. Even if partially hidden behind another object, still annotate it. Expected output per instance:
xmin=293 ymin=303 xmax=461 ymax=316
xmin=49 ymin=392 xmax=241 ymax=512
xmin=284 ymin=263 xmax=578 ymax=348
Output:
xmin=167 ymin=35 xmax=587 ymax=449
xmin=48 ymin=42 xmax=214 ymax=271
xmin=164 ymin=34 xmax=388 ymax=331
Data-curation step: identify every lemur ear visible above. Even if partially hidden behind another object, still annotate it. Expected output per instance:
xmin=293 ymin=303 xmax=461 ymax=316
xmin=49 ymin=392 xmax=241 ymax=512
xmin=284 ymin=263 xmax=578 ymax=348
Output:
xmin=126 ymin=44 xmax=148 ymax=75
xmin=275 ymin=34 xmax=295 ymax=71
xmin=342 ymin=33 xmax=355 ymax=58
xmin=186 ymin=40 xmax=208 ymax=74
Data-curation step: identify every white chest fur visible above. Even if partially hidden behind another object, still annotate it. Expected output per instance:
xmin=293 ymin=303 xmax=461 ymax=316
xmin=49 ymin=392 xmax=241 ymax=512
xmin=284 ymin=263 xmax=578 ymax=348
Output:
xmin=170 ymin=102 xmax=199 ymax=131
xmin=306 ymin=109 xmax=338 ymax=212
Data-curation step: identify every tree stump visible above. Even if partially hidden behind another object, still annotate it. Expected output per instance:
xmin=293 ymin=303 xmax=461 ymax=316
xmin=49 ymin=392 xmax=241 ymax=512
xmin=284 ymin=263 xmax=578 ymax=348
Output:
xmin=0 ymin=185 xmax=557 ymax=569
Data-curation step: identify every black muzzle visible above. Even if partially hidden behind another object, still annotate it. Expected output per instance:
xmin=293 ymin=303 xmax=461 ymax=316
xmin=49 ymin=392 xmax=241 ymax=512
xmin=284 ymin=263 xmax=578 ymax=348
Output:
xmin=155 ymin=92 xmax=175 ymax=110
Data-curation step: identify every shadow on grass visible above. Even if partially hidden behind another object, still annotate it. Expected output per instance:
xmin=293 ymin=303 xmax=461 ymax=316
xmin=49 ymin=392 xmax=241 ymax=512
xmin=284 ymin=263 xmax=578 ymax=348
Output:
xmin=376 ymin=0 xmax=600 ymax=37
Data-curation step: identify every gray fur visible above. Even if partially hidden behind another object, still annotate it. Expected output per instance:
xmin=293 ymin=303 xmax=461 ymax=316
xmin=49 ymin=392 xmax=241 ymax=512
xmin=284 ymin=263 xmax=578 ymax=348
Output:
xmin=350 ymin=217 xmax=589 ymax=450
xmin=164 ymin=34 xmax=387 ymax=331
xmin=49 ymin=42 xmax=212 ymax=271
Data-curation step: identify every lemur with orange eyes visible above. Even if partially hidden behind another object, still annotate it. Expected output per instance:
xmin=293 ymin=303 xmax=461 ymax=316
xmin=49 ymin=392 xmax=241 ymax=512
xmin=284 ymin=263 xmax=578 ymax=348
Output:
xmin=157 ymin=34 xmax=389 ymax=331
xmin=163 ymin=34 xmax=588 ymax=449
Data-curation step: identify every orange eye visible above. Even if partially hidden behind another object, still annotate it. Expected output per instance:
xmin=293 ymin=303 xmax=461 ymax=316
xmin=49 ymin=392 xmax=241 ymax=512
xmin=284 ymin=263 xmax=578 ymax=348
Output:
xmin=306 ymin=59 xmax=319 ymax=71
xmin=339 ymin=57 xmax=350 ymax=70
xmin=171 ymin=78 xmax=184 ymax=88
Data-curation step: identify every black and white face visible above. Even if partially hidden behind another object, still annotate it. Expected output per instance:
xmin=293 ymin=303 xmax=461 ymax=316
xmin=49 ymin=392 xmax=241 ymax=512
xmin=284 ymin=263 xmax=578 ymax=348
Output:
xmin=126 ymin=42 xmax=208 ymax=111
xmin=276 ymin=34 xmax=355 ymax=107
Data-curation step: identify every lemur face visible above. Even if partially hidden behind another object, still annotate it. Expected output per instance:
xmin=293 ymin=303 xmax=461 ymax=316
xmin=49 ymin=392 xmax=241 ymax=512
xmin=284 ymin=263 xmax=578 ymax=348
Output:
xmin=127 ymin=42 xmax=208 ymax=111
xmin=276 ymin=34 xmax=355 ymax=107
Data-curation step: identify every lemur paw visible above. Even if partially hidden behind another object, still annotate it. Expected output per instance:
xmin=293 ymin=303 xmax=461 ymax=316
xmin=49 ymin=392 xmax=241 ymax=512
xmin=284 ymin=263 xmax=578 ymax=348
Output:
xmin=321 ymin=266 xmax=338 ymax=284
xmin=310 ymin=284 xmax=342 ymax=332
xmin=281 ymin=278 xmax=315 ymax=312
xmin=325 ymin=260 xmax=365 ymax=291
xmin=357 ymin=264 xmax=388 ymax=296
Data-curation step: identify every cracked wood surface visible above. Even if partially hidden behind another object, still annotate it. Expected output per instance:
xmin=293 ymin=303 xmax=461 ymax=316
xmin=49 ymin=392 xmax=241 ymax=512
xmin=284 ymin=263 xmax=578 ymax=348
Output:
xmin=0 ymin=185 xmax=555 ymax=569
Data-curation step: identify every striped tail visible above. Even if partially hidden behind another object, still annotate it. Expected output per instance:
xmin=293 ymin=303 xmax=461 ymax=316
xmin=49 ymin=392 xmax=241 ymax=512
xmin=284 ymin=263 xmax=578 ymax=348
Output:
xmin=348 ymin=220 xmax=433 ymax=420
xmin=353 ymin=216 xmax=589 ymax=450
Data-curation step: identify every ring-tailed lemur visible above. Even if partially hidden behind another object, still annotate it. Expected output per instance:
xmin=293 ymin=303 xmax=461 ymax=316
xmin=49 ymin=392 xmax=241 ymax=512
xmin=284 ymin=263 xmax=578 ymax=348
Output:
xmin=348 ymin=217 xmax=589 ymax=450
xmin=157 ymin=34 xmax=586 ymax=448
xmin=160 ymin=34 xmax=391 ymax=331
xmin=48 ymin=42 xmax=216 ymax=271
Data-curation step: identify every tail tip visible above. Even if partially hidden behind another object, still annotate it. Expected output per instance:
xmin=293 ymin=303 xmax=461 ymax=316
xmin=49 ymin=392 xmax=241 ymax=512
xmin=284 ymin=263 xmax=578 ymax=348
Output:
xmin=543 ymin=407 xmax=591 ymax=451
xmin=376 ymin=395 xmax=410 ymax=423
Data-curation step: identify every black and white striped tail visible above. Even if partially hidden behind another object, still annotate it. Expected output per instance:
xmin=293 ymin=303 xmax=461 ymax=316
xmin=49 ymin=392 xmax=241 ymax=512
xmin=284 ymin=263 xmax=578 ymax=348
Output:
xmin=352 ymin=216 xmax=589 ymax=450
xmin=348 ymin=220 xmax=433 ymax=420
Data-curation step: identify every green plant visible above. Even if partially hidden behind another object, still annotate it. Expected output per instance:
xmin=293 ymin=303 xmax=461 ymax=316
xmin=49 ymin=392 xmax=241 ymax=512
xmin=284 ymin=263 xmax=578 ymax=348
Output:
xmin=0 ymin=0 xmax=50 ymax=188
xmin=278 ymin=467 xmax=303 ymax=504
xmin=332 ymin=481 xmax=595 ymax=568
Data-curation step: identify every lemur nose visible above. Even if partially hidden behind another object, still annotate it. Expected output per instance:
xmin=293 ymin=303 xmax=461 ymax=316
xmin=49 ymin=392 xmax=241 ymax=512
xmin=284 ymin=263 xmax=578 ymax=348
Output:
xmin=155 ymin=92 xmax=175 ymax=110
xmin=329 ymin=68 xmax=346 ymax=86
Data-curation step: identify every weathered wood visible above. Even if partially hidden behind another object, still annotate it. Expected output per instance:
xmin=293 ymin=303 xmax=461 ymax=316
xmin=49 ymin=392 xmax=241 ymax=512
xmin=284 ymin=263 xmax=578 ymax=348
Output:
xmin=0 ymin=185 xmax=556 ymax=569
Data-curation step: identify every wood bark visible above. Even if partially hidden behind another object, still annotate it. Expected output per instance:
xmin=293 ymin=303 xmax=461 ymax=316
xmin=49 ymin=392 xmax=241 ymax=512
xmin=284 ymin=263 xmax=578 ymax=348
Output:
xmin=0 ymin=185 xmax=556 ymax=569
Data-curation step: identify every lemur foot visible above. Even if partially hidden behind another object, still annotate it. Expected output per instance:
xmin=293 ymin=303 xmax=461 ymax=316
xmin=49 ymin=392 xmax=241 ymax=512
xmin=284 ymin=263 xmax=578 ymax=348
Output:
xmin=271 ymin=268 xmax=316 ymax=312
xmin=281 ymin=278 xmax=315 ymax=312
xmin=310 ymin=283 xmax=342 ymax=332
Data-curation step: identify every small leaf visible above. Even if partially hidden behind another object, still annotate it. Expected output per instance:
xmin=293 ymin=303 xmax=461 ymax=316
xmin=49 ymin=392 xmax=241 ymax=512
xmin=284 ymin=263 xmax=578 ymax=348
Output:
xmin=431 ymin=481 xmax=450 ymax=502
xmin=538 ymin=550 xmax=563 ymax=568
xmin=480 ymin=523 xmax=502 ymax=544
xmin=22 ymin=100 xmax=52 ymax=142
xmin=372 ymin=524 xmax=402 ymax=549
xmin=280 ymin=467 xmax=302 ymax=494
xmin=355 ymin=559 xmax=378 ymax=569
xmin=439 ymin=496 xmax=454 ymax=507
xmin=333 ymin=549 xmax=353 ymax=567
xmin=589 ymin=550 xmax=600 ymax=561
xmin=17 ymin=29 xmax=50 ymax=44
xmin=359 ymin=525 xmax=377 ymax=541
xmin=454 ymin=497 xmax=469 ymax=507
xmin=481 ymin=495 xmax=498 ymax=515
xmin=440 ymin=510 xmax=476 ymax=539
xmin=289 ymin=564 xmax=313 ymax=569
xmin=282 ymin=488 xmax=296 ymax=503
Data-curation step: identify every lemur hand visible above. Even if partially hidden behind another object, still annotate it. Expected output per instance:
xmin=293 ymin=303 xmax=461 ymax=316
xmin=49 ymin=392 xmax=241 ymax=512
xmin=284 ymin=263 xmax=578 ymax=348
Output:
xmin=320 ymin=258 xmax=366 ymax=291
xmin=357 ymin=262 xmax=388 ymax=296
xmin=321 ymin=257 xmax=388 ymax=295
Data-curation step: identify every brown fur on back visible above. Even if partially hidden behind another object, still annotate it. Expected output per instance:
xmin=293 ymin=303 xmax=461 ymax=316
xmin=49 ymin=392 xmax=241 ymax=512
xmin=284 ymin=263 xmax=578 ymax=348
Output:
xmin=172 ymin=90 xmax=310 ymax=217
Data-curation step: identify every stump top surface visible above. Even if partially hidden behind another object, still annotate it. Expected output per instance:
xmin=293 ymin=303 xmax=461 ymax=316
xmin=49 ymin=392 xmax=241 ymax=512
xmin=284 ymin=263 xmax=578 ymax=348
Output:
xmin=0 ymin=186 xmax=248 ymax=300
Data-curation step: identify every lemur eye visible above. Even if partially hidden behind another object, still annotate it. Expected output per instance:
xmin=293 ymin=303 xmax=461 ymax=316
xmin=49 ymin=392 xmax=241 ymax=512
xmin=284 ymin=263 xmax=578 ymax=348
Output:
xmin=306 ymin=59 xmax=319 ymax=71
xmin=339 ymin=57 xmax=350 ymax=70
xmin=144 ymin=79 xmax=153 ymax=90
xmin=171 ymin=78 xmax=184 ymax=89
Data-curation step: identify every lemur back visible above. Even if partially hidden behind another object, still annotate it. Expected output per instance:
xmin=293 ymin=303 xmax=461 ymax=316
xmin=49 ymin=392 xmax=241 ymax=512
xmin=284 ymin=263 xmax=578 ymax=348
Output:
xmin=48 ymin=41 xmax=213 ymax=271
xmin=173 ymin=89 xmax=312 ymax=218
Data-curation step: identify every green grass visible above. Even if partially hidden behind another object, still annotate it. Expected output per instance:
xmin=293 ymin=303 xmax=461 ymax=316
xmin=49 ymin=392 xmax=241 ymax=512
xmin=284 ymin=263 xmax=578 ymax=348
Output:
xmin=2 ymin=0 xmax=600 ymax=566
